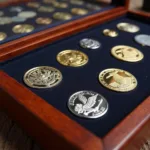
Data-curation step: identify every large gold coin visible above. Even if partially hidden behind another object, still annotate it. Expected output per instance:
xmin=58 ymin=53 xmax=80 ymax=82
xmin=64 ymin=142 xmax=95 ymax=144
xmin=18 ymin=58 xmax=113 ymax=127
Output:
xmin=117 ymin=22 xmax=140 ymax=33
xmin=99 ymin=68 xmax=137 ymax=92
xmin=53 ymin=12 xmax=72 ymax=20
xmin=36 ymin=17 xmax=52 ymax=25
xmin=103 ymin=29 xmax=118 ymax=37
xmin=12 ymin=24 xmax=34 ymax=33
xmin=71 ymin=8 xmax=88 ymax=15
xmin=111 ymin=45 xmax=144 ymax=62
xmin=27 ymin=2 xmax=40 ymax=8
xmin=0 ymin=32 xmax=7 ymax=41
xmin=57 ymin=50 xmax=88 ymax=67
xmin=53 ymin=2 xmax=68 ymax=8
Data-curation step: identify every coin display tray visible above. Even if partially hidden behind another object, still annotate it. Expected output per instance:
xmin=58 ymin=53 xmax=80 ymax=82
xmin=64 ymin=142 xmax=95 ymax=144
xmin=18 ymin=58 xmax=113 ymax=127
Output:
xmin=0 ymin=0 xmax=114 ymax=45
xmin=1 ymin=13 xmax=150 ymax=138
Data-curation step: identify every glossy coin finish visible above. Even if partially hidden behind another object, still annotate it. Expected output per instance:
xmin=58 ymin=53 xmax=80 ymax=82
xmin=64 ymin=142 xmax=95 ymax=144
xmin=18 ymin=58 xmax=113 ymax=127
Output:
xmin=111 ymin=45 xmax=144 ymax=62
xmin=18 ymin=11 xmax=37 ymax=18
xmin=135 ymin=34 xmax=150 ymax=47
xmin=86 ymin=3 xmax=101 ymax=10
xmin=53 ymin=12 xmax=72 ymax=20
xmin=12 ymin=24 xmax=34 ymax=33
xmin=27 ymin=2 xmax=40 ymax=8
xmin=103 ymin=29 xmax=118 ymax=37
xmin=0 ymin=11 xmax=4 ymax=16
xmin=57 ymin=50 xmax=88 ymax=67
xmin=0 ymin=32 xmax=7 ymax=41
xmin=70 ymin=0 xmax=84 ymax=5
xmin=24 ymin=66 xmax=62 ymax=89
xmin=68 ymin=91 xmax=108 ymax=119
xmin=38 ymin=6 xmax=55 ymax=12
xmin=0 ymin=17 xmax=12 ymax=25
xmin=53 ymin=2 xmax=68 ymax=8
xmin=80 ymin=38 xmax=101 ymax=49
xmin=36 ymin=17 xmax=52 ymax=25
xmin=99 ymin=68 xmax=137 ymax=92
xmin=12 ymin=16 xmax=26 ymax=22
xmin=117 ymin=22 xmax=140 ymax=33
xmin=71 ymin=8 xmax=88 ymax=15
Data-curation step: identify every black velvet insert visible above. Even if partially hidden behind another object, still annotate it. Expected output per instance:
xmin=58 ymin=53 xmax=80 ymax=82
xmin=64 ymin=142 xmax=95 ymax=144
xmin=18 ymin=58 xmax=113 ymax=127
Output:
xmin=0 ymin=0 xmax=114 ymax=45
xmin=1 ymin=14 xmax=150 ymax=137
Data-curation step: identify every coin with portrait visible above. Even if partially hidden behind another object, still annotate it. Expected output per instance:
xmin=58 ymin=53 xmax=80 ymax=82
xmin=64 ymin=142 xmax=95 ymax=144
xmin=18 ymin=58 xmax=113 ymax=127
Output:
xmin=12 ymin=24 xmax=34 ymax=33
xmin=103 ymin=29 xmax=118 ymax=37
xmin=57 ymin=50 xmax=88 ymax=67
xmin=0 ymin=32 xmax=7 ymax=41
xmin=71 ymin=8 xmax=88 ymax=15
xmin=36 ymin=17 xmax=52 ymax=25
xmin=99 ymin=68 xmax=137 ymax=92
xmin=111 ymin=45 xmax=144 ymax=62
xmin=53 ymin=12 xmax=72 ymax=20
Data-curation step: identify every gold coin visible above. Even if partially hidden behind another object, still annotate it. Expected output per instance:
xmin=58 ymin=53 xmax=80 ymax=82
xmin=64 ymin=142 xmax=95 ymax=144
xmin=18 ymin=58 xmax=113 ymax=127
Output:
xmin=12 ymin=24 xmax=34 ymax=33
xmin=103 ymin=29 xmax=118 ymax=37
xmin=53 ymin=12 xmax=72 ymax=20
xmin=70 ymin=0 xmax=84 ymax=5
xmin=0 ymin=32 xmax=7 ymax=41
xmin=117 ymin=22 xmax=140 ymax=33
xmin=53 ymin=2 xmax=68 ymax=8
xmin=38 ymin=6 xmax=55 ymax=12
xmin=99 ymin=68 xmax=137 ymax=92
xmin=27 ymin=2 xmax=40 ymax=8
xmin=71 ymin=8 xmax=88 ymax=15
xmin=57 ymin=50 xmax=88 ymax=67
xmin=111 ymin=45 xmax=144 ymax=62
xmin=36 ymin=17 xmax=52 ymax=25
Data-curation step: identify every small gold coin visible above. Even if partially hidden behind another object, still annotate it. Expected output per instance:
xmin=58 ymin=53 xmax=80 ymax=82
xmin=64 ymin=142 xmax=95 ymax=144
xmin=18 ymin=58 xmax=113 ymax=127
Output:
xmin=0 ymin=32 xmax=7 ymax=41
xmin=71 ymin=8 xmax=88 ymax=15
xmin=38 ymin=6 xmax=55 ymax=12
xmin=53 ymin=12 xmax=72 ymax=20
xmin=36 ymin=17 xmax=52 ymax=25
xmin=117 ymin=22 xmax=140 ymax=33
xmin=12 ymin=24 xmax=34 ymax=33
xmin=99 ymin=68 xmax=137 ymax=92
xmin=103 ymin=29 xmax=118 ymax=37
xmin=27 ymin=2 xmax=40 ymax=8
xmin=111 ymin=45 xmax=144 ymax=62
xmin=57 ymin=50 xmax=88 ymax=67
xmin=53 ymin=2 xmax=68 ymax=8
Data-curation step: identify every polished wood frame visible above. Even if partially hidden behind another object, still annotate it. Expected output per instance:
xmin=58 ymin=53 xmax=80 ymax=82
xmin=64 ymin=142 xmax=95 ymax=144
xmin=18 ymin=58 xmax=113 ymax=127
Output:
xmin=0 ymin=7 xmax=150 ymax=149
xmin=0 ymin=0 xmax=129 ymax=62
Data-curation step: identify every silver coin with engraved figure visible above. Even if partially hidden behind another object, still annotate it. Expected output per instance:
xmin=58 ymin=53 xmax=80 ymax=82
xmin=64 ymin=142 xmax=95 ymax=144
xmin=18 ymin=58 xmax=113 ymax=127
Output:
xmin=135 ymin=34 xmax=150 ymax=47
xmin=68 ymin=91 xmax=108 ymax=119
xmin=24 ymin=66 xmax=62 ymax=89
xmin=80 ymin=38 xmax=101 ymax=49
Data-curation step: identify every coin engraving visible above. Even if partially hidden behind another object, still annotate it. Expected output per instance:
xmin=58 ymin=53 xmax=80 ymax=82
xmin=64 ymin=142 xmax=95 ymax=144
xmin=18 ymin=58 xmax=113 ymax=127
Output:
xmin=103 ymin=29 xmax=118 ymax=37
xmin=12 ymin=24 xmax=34 ymax=33
xmin=99 ymin=68 xmax=137 ymax=92
xmin=68 ymin=91 xmax=108 ymax=119
xmin=36 ymin=17 xmax=52 ymax=25
xmin=53 ymin=12 xmax=72 ymax=20
xmin=111 ymin=45 xmax=144 ymax=62
xmin=53 ymin=2 xmax=68 ymax=8
xmin=18 ymin=11 xmax=37 ymax=18
xmin=135 ymin=34 xmax=150 ymax=47
xmin=57 ymin=50 xmax=88 ymax=67
xmin=71 ymin=8 xmax=88 ymax=15
xmin=24 ymin=66 xmax=62 ymax=89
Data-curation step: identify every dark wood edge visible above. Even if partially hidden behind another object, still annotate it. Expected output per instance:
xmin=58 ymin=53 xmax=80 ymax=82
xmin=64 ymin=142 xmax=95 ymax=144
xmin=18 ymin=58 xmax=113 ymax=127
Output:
xmin=0 ymin=7 xmax=127 ymax=62
xmin=0 ymin=71 xmax=103 ymax=150
xmin=103 ymin=97 xmax=150 ymax=150
xmin=129 ymin=10 xmax=150 ymax=18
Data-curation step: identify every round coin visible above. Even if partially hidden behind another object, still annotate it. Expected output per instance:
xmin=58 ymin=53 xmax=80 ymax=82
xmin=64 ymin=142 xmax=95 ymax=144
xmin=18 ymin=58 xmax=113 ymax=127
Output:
xmin=111 ymin=45 xmax=144 ymax=62
xmin=80 ymin=38 xmax=101 ymax=50
xmin=99 ymin=68 xmax=137 ymax=92
xmin=24 ymin=66 xmax=62 ymax=89
xmin=71 ymin=8 xmax=88 ymax=15
xmin=53 ymin=12 xmax=72 ymax=20
xmin=12 ymin=16 xmax=26 ymax=22
xmin=38 ymin=6 xmax=55 ymax=12
xmin=86 ymin=3 xmax=101 ymax=10
xmin=57 ymin=50 xmax=88 ymax=67
xmin=117 ymin=22 xmax=140 ymax=33
xmin=0 ymin=32 xmax=7 ymax=41
xmin=10 ymin=6 xmax=23 ymax=12
xmin=70 ymin=0 xmax=84 ymax=5
xmin=103 ymin=29 xmax=118 ymax=37
xmin=0 ymin=17 xmax=12 ymax=25
xmin=43 ymin=0 xmax=56 ymax=4
xmin=27 ymin=2 xmax=40 ymax=8
xmin=53 ymin=2 xmax=68 ymax=8
xmin=0 ymin=11 xmax=4 ymax=16
xmin=18 ymin=11 xmax=37 ymax=18
xmin=68 ymin=91 xmax=108 ymax=119
xmin=12 ymin=24 xmax=34 ymax=33
xmin=135 ymin=34 xmax=150 ymax=47
xmin=36 ymin=17 xmax=52 ymax=25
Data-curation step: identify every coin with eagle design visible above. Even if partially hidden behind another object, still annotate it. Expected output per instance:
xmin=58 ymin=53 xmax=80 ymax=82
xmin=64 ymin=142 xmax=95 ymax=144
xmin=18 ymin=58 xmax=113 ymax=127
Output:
xmin=68 ymin=91 xmax=108 ymax=119
xmin=24 ymin=66 xmax=62 ymax=88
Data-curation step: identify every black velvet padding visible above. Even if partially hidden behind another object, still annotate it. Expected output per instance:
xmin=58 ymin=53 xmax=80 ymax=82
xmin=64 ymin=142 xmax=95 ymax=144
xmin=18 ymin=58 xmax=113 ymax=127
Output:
xmin=0 ymin=0 xmax=114 ymax=45
xmin=1 ymin=14 xmax=150 ymax=137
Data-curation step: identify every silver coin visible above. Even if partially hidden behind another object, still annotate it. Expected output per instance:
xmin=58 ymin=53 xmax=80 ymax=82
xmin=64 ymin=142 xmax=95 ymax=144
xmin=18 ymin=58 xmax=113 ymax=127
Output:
xmin=10 ymin=6 xmax=23 ymax=12
xmin=18 ymin=11 xmax=37 ymax=18
xmin=12 ymin=16 xmax=26 ymax=22
xmin=80 ymin=38 xmax=101 ymax=49
xmin=0 ymin=11 xmax=4 ymax=16
xmin=68 ymin=91 xmax=108 ymax=119
xmin=0 ymin=17 xmax=12 ymax=25
xmin=135 ymin=34 xmax=150 ymax=47
xmin=24 ymin=66 xmax=63 ymax=89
